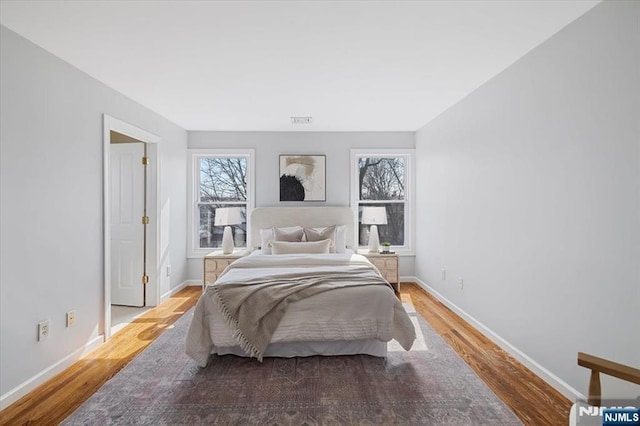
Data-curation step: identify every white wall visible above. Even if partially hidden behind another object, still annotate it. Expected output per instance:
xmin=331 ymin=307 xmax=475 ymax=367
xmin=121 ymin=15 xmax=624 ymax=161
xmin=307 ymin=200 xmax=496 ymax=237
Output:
xmin=0 ymin=26 xmax=188 ymax=404
xmin=415 ymin=0 xmax=639 ymax=399
xmin=187 ymin=131 xmax=416 ymax=279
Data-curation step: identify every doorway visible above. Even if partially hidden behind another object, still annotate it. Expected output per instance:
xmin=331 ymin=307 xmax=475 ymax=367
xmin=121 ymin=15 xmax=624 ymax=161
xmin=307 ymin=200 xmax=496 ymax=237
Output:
xmin=103 ymin=115 xmax=160 ymax=340
xmin=110 ymin=136 xmax=145 ymax=307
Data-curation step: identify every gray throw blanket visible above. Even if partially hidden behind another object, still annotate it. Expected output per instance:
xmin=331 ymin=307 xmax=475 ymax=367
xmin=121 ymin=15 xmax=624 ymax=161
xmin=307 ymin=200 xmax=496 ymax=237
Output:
xmin=208 ymin=269 xmax=392 ymax=361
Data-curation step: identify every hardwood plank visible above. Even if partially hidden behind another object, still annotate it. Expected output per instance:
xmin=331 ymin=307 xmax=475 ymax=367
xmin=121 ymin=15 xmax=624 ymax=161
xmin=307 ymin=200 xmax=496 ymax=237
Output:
xmin=0 ymin=284 xmax=572 ymax=426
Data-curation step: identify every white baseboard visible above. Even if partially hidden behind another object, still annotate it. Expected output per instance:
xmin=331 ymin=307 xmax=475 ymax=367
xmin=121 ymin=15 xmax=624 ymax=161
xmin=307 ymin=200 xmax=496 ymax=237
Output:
xmin=160 ymin=280 xmax=201 ymax=302
xmin=0 ymin=335 xmax=104 ymax=411
xmin=410 ymin=276 xmax=585 ymax=402
xmin=2 ymin=281 xmax=203 ymax=412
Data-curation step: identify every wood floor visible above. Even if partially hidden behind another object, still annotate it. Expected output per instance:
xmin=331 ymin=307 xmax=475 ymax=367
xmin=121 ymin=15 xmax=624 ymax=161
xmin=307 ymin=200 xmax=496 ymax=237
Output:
xmin=0 ymin=286 xmax=202 ymax=426
xmin=402 ymin=283 xmax=572 ymax=425
xmin=0 ymin=283 xmax=571 ymax=425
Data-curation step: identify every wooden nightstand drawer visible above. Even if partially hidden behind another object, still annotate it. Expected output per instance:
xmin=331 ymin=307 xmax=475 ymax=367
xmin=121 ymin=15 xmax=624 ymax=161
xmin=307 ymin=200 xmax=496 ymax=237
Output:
xmin=204 ymin=258 xmax=234 ymax=274
xmin=370 ymin=257 xmax=398 ymax=273
xmin=203 ymin=251 xmax=246 ymax=290
xmin=361 ymin=252 xmax=400 ymax=291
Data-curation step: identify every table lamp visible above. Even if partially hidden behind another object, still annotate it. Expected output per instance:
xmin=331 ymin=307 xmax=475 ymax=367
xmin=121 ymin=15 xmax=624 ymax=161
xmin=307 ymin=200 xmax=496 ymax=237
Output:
xmin=214 ymin=207 xmax=243 ymax=254
xmin=361 ymin=206 xmax=387 ymax=253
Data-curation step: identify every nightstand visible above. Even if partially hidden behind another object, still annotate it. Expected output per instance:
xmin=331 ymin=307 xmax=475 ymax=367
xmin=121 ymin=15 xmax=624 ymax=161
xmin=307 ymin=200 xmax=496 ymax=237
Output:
xmin=203 ymin=250 xmax=247 ymax=291
xmin=361 ymin=252 xmax=400 ymax=292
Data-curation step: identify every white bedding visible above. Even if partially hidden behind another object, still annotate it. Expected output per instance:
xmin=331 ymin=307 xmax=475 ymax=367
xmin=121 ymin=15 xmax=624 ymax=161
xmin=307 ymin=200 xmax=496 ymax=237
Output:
xmin=186 ymin=253 xmax=416 ymax=367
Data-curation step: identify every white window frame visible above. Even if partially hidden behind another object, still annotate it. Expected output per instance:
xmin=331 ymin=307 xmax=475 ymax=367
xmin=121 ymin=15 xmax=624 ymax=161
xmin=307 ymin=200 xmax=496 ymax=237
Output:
xmin=188 ymin=149 xmax=255 ymax=258
xmin=350 ymin=149 xmax=415 ymax=255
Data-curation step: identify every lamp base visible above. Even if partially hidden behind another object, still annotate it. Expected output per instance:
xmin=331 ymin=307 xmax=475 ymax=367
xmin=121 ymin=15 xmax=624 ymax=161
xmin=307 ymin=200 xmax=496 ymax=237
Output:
xmin=368 ymin=224 xmax=380 ymax=253
xmin=221 ymin=226 xmax=235 ymax=254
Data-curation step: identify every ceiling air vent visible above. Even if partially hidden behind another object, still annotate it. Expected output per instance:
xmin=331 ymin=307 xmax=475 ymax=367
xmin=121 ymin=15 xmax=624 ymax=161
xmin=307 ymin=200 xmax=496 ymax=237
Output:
xmin=291 ymin=116 xmax=312 ymax=124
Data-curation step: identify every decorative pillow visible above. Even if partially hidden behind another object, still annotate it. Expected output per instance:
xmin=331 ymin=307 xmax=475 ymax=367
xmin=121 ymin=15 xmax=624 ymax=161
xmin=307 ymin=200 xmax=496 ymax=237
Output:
xmin=304 ymin=226 xmax=337 ymax=253
xmin=274 ymin=227 xmax=304 ymax=242
xmin=260 ymin=226 xmax=303 ymax=254
xmin=305 ymin=225 xmax=347 ymax=253
xmin=269 ymin=239 xmax=332 ymax=255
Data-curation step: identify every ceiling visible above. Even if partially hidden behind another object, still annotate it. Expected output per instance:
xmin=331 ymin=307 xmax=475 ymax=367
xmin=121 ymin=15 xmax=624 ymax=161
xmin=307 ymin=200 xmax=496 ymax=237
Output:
xmin=0 ymin=1 xmax=599 ymax=132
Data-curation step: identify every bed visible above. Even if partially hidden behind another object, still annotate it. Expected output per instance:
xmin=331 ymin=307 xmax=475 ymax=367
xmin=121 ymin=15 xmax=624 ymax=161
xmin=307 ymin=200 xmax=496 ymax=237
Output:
xmin=185 ymin=206 xmax=416 ymax=367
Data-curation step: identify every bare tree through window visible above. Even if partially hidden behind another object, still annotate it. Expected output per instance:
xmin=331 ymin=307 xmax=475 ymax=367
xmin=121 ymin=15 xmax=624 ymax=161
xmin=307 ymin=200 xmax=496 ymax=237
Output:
xmin=358 ymin=157 xmax=406 ymax=247
xmin=198 ymin=157 xmax=247 ymax=249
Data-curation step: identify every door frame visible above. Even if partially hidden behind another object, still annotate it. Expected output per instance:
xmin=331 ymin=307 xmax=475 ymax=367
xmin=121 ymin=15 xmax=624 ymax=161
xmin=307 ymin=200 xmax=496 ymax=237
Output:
xmin=103 ymin=114 xmax=160 ymax=341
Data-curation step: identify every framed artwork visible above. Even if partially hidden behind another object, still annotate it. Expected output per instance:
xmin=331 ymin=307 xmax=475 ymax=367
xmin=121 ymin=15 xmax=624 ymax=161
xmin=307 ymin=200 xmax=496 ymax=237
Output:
xmin=279 ymin=155 xmax=326 ymax=202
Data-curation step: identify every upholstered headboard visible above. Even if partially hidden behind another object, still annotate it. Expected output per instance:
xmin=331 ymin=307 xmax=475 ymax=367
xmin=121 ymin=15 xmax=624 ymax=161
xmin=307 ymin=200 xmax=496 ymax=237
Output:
xmin=249 ymin=206 xmax=356 ymax=250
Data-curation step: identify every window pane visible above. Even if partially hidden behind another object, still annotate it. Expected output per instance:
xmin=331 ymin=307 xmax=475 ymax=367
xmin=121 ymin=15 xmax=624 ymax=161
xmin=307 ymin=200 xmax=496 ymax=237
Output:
xmin=358 ymin=157 xmax=405 ymax=201
xmin=200 ymin=157 xmax=247 ymax=202
xmin=198 ymin=205 xmax=247 ymax=249
xmin=358 ymin=203 xmax=404 ymax=246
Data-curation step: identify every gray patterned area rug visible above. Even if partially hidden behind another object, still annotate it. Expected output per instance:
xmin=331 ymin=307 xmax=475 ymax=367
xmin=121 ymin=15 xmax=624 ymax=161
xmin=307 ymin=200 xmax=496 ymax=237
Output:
xmin=63 ymin=303 xmax=522 ymax=425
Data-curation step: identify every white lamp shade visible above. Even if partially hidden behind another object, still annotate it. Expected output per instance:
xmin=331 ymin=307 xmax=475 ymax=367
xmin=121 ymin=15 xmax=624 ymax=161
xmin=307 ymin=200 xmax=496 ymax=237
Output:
xmin=214 ymin=207 xmax=243 ymax=226
xmin=361 ymin=206 xmax=388 ymax=225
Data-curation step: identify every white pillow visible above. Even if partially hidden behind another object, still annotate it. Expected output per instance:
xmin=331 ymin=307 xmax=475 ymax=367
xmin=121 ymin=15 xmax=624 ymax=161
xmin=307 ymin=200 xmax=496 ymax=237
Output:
xmin=269 ymin=239 xmax=332 ymax=255
xmin=259 ymin=228 xmax=272 ymax=254
xmin=306 ymin=225 xmax=347 ymax=253
xmin=260 ymin=226 xmax=303 ymax=254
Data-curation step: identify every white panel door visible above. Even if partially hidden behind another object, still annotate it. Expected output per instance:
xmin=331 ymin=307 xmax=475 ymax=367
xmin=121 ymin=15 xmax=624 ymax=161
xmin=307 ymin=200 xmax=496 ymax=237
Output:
xmin=110 ymin=143 xmax=145 ymax=307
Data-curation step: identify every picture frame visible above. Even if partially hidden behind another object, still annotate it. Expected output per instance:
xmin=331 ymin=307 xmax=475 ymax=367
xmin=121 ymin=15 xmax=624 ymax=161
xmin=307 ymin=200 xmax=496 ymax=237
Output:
xmin=279 ymin=155 xmax=326 ymax=202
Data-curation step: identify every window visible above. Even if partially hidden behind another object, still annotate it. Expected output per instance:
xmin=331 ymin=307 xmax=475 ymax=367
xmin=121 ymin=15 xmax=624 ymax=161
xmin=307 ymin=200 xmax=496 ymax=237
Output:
xmin=351 ymin=149 xmax=414 ymax=253
xmin=188 ymin=150 xmax=254 ymax=257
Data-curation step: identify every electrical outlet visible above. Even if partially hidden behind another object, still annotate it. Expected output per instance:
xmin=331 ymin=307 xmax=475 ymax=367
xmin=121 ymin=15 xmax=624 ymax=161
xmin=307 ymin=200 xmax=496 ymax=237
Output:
xmin=66 ymin=310 xmax=75 ymax=327
xmin=441 ymin=269 xmax=446 ymax=280
xmin=457 ymin=277 xmax=464 ymax=289
xmin=167 ymin=265 xmax=172 ymax=277
xmin=38 ymin=320 xmax=50 ymax=341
